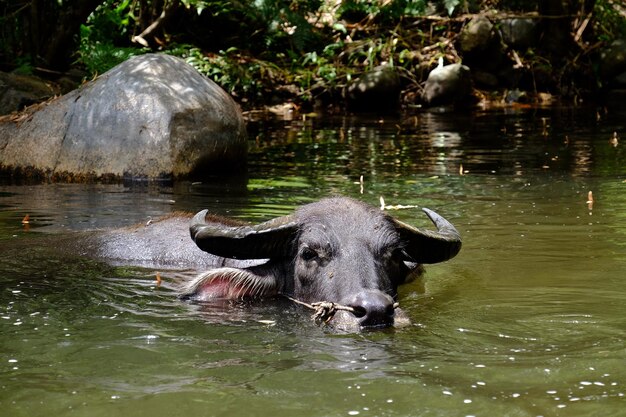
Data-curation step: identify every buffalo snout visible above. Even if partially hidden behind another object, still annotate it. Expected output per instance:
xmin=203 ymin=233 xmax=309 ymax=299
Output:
xmin=344 ymin=290 xmax=396 ymax=328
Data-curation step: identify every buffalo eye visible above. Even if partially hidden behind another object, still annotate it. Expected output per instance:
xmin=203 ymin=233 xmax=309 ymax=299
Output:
xmin=392 ymin=248 xmax=410 ymax=263
xmin=387 ymin=247 xmax=417 ymax=284
xmin=381 ymin=246 xmax=405 ymax=263
xmin=300 ymin=247 xmax=319 ymax=261
xmin=383 ymin=247 xmax=411 ymax=273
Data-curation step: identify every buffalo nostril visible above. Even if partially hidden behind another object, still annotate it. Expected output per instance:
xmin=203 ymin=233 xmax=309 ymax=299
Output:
xmin=350 ymin=306 xmax=367 ymax=319
xmin=347 ymin=290 xmax=395 ymax=327
xmin=385 ymin=304 xmax=395 ymax=316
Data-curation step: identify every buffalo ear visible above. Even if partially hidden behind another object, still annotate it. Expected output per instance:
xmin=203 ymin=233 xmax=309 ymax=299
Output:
xmin=179 ymin=266 xmax=279 ymax=301
xmin=393 ymin=208 xmax=462 ymax=264
xmin=189 ymin=210 xmax=299 ymax=259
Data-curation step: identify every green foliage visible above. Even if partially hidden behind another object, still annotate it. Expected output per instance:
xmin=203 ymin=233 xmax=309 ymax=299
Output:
xmin=18 ymin=0 xmax=619 ymax=109
xmin=298 ymin=50 xmax=346 ymax=99
xmin=74 ymin=0 xmax=436 ymax=99
xmin=77 ymin=0 xmax=143 ymax=74
xmin=78 ymin=40 xmax=143 ymax=75
xmin=339 ymin=0 xmax=427 ymax=22
xmin=250 ymin=0 xmax=325 ymax=52
xmin=593 ymin=0 xmax=626 ymax=42
xmin=12 ymin=56 xmax=35 ymax=75
xmin=83 ymin=0 xmax=133 ymax=44
xmin=167 ymin=44 xmax=283 ymax=99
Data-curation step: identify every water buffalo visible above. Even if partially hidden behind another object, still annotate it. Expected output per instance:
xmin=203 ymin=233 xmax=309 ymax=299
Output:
xmin=74 ymin=196 xmax=460 ymax=330
xmin=182 ymin=197 xmax=462 ymax=330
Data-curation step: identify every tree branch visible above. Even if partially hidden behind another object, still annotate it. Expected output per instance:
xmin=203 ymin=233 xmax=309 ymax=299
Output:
xmin=132 ymin=0 xmax=180 ymax=47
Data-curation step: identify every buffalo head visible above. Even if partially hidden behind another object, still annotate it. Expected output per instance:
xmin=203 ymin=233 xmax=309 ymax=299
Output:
xmin=181 ymin=197 xmax=461 ymax=330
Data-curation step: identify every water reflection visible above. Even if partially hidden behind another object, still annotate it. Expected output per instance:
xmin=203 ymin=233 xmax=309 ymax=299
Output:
xmin=249 ymin=107 xmax=625 ymax=184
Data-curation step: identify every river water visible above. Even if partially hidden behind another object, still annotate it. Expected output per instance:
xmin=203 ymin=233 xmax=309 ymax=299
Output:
xmin=1 ymin=106 xmax=625 ymax=417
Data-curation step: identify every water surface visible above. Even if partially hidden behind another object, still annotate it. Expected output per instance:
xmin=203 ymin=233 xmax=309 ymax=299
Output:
xmin=1 ymin=106 xmax=625 ymax=416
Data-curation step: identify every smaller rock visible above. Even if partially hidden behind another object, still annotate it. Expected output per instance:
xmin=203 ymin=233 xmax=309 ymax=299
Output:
xmin=458 ymin=15 xmax=508 ymax=73
xmin=499 ymin=18 xmax=539 ymax=50
xmin=504 ymin=89 xmax=529 ymax=104
xmin=615 ymin=71 xmax=626 ymax=87
xmin=345 ymin=65 xmax=401 ymax=113
xmin=459 ymin=16 xmax=495 ymax=55
xmin=0 ymin=72 xmax=59 ymax=115
xmin=472 ymin=70 xmax=499 ymax=88
xmin=55 ymin=68 xmax=89 ymax=94
xmin=599 ymin=38 xmax=626 ymax=87
xmin=422 ymin=59 xmax=472 ymax=106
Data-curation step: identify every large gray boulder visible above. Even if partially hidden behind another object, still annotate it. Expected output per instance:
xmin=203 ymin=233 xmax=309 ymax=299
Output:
xmin=0 ymin=53 xmax=247 ymax=180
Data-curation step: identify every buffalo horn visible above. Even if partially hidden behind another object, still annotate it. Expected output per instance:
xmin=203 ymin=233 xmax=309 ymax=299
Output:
xmin=190 ymin=210 xmax=298 ymax=259
xmin=394 ymin=208 xmax=462 ymax=264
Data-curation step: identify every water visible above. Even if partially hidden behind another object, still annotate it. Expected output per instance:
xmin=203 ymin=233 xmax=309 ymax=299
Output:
xmin=1 ymin=106 xmax=625 ymax=416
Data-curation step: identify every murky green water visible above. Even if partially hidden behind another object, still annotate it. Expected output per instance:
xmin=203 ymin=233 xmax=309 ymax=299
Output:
xmin=1 ymin=107 xmax=625 ymax=416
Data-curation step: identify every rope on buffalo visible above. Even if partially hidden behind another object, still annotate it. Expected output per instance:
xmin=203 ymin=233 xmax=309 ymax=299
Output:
xmin=283 ymin=295 xmax=400 ymax=326
xmin=283 ymin=295 xmax=356 ymax=325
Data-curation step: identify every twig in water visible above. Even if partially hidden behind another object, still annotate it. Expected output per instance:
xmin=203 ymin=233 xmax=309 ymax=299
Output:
xmin=379 ymin=196 xmax=419 ymax=210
